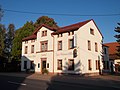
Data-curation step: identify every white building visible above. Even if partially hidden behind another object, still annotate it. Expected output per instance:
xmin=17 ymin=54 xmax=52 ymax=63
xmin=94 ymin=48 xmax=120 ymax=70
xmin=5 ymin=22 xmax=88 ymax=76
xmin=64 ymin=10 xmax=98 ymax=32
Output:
xmin=21 ymin=19 xmax=103 ymax=75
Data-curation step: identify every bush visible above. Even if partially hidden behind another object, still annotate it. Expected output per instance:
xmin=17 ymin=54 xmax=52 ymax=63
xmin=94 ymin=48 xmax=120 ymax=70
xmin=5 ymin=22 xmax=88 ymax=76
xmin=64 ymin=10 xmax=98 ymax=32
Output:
xmin=42 ymin=68 xmax=49 ymax=74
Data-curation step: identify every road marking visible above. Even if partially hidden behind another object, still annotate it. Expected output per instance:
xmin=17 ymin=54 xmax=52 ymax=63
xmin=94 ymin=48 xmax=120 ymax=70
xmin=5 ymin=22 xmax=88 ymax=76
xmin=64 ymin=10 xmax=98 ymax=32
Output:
xmin=8 ymin=81 xmax=27 ymax=86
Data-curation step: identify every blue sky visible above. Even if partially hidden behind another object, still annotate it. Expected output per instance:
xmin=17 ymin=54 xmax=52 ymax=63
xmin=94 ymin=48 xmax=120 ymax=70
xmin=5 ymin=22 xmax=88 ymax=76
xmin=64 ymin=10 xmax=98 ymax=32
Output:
xmin=0 ymin=0 xmax=120 ymax=43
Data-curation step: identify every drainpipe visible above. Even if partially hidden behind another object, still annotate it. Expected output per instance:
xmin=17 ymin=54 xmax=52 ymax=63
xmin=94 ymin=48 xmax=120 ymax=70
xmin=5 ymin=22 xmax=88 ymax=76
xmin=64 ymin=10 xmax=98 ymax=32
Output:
xmin=51 ymin=34 xmax=54 ymax=74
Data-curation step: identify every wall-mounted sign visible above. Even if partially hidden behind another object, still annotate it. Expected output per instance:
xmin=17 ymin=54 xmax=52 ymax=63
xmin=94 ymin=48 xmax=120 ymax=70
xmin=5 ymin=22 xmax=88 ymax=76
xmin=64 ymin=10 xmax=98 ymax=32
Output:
xmin=56 ymin=52 xmax=72 ymax=56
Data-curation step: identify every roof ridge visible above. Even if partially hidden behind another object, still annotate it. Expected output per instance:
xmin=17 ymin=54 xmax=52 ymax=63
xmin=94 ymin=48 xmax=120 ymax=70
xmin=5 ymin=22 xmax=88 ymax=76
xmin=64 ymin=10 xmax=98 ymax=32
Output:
xmin=59 ymin=19 xmax=92 ymax=29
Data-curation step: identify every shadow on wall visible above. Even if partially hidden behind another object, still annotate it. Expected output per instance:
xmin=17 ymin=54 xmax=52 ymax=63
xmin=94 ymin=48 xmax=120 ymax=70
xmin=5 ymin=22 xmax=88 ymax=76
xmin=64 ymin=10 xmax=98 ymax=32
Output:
xmin=46 ymin=60 xmax=86 ymax=90
xmin=62 ymin=60 xmax=84 ymax=75
xmin=21 ymin=56 xmax=36 ymax=73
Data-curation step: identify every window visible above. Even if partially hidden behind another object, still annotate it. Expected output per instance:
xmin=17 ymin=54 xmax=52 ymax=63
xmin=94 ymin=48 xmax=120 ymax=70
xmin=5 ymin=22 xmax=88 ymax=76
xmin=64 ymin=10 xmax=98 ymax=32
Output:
xmin=25 ymin=41 xmax=28 ymax=44
xmin=24 ymin=61 xmax=27 ymax=69
xmin=31 ymin=39 xmax=35 ymax=43
xmin=68 ymin=59 xmax=74 ymax=70
xmin=68 ymin=32 xmax=70 ymax=36
xmin=30 ymin=61 xmax=34 ymax=69
xmin=104 ymin=48 xmax=107 ymax=54
xmin=42 ymin=30 xmax=47 ymax=37
xmin=90 ymin=28 xmax=94 ymax=35
xmin=57 ymin=34 xmax=62 ymax=37
xmin=31 ymin=45 xmax=34 ymax=53
xmin=103 ymin=61 xmax=109 ymax=70
xmin=68 ymin=31 xmax=74 ymax=36
xmin=88 ymin=40 xmax=91 ymax=51
xmin=96 ymin=60 xmax=100 ymax=70
xmin=41 ymin=41 xmax=48 ymax=51
xmin=57 ymin=60 xmax=62 ymax=70
xmin=68 ymin=39 xmax=74 ymax=49
xmin=95 ymin=42 xmax=98 ymax=52
xmin=38 ymin=63 xmax=40 ymax=68
xmin=88 ymin=59 xmax=92 ymax=70
xmin=72 ymin=31 xmax=74 ymax=35
xmin=47 ymin=63 xmax=49 ymax=68
xmin=25 ymin=46 xmax=28 ymax=54
xmin=58 ymin=41 xmax=62 ymax=50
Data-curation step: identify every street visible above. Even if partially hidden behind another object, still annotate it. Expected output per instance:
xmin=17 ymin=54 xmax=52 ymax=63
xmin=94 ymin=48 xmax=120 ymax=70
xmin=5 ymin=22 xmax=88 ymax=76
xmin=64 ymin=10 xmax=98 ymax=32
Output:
xmin=47 ymin=80 xmax=120 ymax=90
xmin=0 ymin=75 xmax=48 ymax=90
xmin=0 ymin=75 xmax=120 ymax=90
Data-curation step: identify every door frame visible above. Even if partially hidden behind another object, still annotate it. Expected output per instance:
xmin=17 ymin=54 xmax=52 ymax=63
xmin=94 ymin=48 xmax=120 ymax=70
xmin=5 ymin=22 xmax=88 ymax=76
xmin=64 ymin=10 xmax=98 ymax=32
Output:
xmin=41 ymin=58 xmax=47 ymax=73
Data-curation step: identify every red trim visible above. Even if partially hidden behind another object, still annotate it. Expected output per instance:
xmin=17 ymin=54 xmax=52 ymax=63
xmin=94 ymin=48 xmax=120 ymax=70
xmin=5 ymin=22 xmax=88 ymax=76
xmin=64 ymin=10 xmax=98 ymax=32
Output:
xmin=22 ymin=19 xmax=103 ymax=41
xmin=33 ymin=24 xmax=57 ymax=34
xmin=22 ymin=34 xmax=36 ymax=41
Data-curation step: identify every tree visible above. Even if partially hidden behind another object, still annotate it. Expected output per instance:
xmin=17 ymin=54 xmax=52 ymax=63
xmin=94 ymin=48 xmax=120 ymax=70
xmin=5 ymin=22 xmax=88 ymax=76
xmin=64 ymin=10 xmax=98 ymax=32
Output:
xmin=114 ymin=23 xmax=120 ymax=58
xmin=4 ymin=24 xmax=15 ymax=62
xmin=11 ymin=21 xmax=35 ymax=61
xmin=0 ymin=24 xmax=6 ymax=57
xmin=34 ymin=16 xmax=59 ymax=29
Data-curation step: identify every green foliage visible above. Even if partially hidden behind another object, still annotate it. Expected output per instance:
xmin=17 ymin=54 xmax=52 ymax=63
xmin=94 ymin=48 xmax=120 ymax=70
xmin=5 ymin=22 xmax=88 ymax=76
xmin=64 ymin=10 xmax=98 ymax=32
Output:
xmin=0 ymin=24 xmax=6 ymax=57
xmin=115 ymin=23 xmax=120 ymax=58
xmin=11 ymin=21 xmax=35 ymax=61
xmin=4 ymin=24 xmax=15 ymax=62
xmin=34 ymin=16 xmax=59 ymax=29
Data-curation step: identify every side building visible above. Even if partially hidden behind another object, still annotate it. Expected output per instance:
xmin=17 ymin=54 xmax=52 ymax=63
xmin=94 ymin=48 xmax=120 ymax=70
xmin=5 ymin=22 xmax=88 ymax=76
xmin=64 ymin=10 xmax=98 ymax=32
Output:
xmin=21 ymin=19 xmax=103 ymax=75
xmin=104 ymin=42 xmax=120 ymax=73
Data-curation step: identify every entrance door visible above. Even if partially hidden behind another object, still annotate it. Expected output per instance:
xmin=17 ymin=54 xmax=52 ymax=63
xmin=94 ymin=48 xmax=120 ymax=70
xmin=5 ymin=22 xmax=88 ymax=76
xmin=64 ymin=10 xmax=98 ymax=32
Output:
xmin=42 ymin=61 xmax=46 ymax=70
xmin=41 ymin=58 xmax=47 ymax=73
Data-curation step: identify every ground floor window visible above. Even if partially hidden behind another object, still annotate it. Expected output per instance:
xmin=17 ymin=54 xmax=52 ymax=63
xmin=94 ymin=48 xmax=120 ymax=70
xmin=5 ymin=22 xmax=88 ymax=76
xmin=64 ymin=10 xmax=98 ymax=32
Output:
xmin=57 ymin=59 xmax=62 ymax=70
xmin=96 ymin=60 xmax=100 ymax=70
xmin=24 ymin=61 xmax=27 ymax=69
xmin=88 ymin=59 xmax=92 ymax=70
xmin=30 ymin=61 xmax=34 ymax=69
xmin=68 ymin=59 xmax=74 ymax=71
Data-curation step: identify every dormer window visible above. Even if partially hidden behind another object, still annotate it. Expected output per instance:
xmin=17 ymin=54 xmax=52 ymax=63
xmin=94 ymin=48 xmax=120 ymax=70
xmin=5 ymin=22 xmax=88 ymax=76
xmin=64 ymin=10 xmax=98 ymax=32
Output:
xmin=31 ymin=39 xmax=35 ymax=43
xmin=42 ymin=30 xmax=47 ymax=37
xmin=72 ymin=31 xmax=74 ymax=35
xmin=68 ymin=31 xmax=74 ymax=36
xmin=90 ymin=28 xmax=94 ymax=35
xmin=57 ymin=33 xmax=62 ymax=38
xmin=25 ymin=41 xmax=28 ymax=44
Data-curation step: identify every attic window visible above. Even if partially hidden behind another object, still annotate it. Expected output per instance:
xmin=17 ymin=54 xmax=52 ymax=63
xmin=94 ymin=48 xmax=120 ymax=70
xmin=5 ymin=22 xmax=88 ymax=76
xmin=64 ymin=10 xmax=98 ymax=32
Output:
xmin=25 ymin=41 xmax=28 ymax=44
xmin=57 ymin=33 xmax=62 ymax=38
xmin=90 ymin=28 xmax=94 ymax=35
xmin=42 ymin=30 xmax=47 ymax=37
xmin=68 ymin=31 xmax=74 ymax=36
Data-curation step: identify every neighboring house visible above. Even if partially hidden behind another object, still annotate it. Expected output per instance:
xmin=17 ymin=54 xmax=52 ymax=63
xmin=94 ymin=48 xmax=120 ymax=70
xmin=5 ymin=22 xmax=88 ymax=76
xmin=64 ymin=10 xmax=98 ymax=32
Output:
xmin=102 ymin=44 xmax=111 ymax=73
xmin=104 ymin=42 xmax=120 ymax=73
xmin=21 ymin=19 xmax=103 ymax=75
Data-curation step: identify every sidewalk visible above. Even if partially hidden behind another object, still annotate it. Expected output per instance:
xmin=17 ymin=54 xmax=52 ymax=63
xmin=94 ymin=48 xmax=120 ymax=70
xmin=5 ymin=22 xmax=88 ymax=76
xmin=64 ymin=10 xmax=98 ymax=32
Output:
xmin=0 ymin=72 xmax=120 ymax=88
xmin=0 ymin=72 xmax=52 ymax=81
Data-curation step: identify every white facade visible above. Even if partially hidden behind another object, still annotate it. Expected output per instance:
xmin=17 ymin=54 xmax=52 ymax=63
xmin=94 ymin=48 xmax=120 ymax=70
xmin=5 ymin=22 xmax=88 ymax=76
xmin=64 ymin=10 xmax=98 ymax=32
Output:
xmin=21 ymin=19 xmax=103 ymax=75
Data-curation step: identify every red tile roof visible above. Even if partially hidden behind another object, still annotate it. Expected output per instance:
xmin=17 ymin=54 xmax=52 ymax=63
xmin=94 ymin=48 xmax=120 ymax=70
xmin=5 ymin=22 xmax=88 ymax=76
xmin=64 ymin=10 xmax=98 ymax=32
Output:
xmin=52 ymin=19 xmax=91 ymax=34
xmin=22 ymin=19 xmax=103 ymax=41
xmin=33 ymin=24 xmax=57 ymax=34
xmin=22 ymin=34 xmax=36 ymax=41
xmin=104 ymin=42 xmax=120 ymax=59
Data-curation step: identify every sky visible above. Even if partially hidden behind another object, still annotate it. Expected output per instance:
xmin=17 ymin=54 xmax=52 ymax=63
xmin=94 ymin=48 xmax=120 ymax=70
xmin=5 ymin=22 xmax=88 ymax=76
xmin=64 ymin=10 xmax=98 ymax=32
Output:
xmin=0 ymin=0 xmax=120 ymax=43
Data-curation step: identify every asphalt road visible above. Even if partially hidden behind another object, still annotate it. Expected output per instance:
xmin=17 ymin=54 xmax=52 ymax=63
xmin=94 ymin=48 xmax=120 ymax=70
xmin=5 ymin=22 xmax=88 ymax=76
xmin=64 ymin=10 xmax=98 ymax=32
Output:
xmin=0 ymin=75 xmax=48 ymax=90
xmin=0 ymin=75 xmax=120 ymax=90
xmin=47 ymin=80 xmax=120 ymax=90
